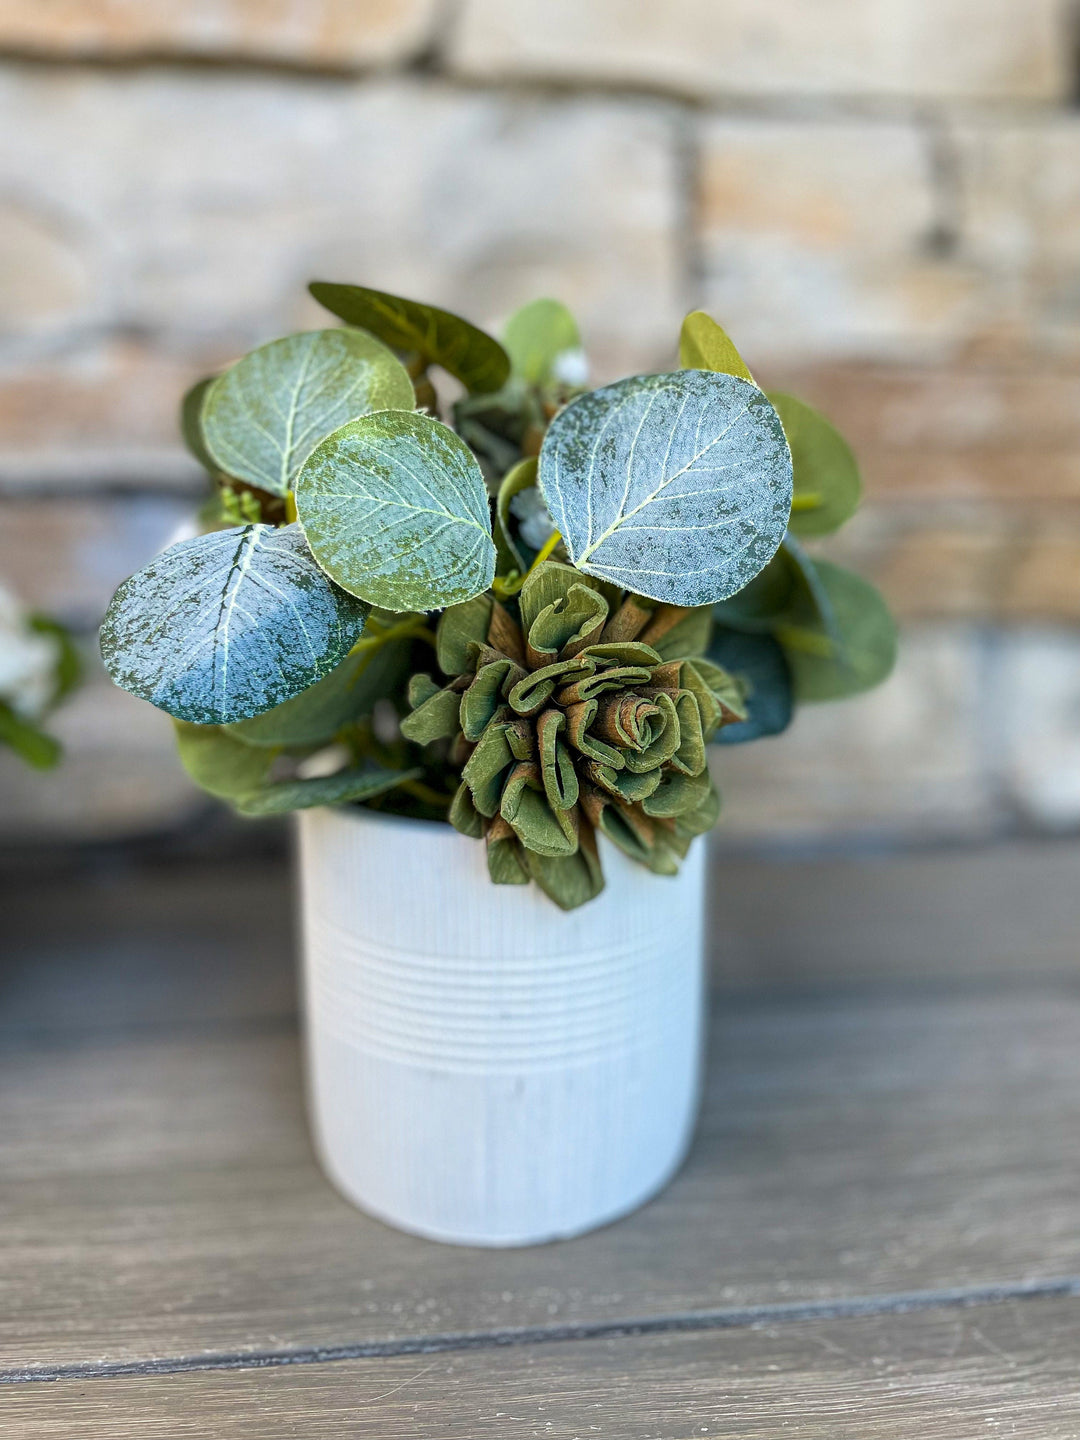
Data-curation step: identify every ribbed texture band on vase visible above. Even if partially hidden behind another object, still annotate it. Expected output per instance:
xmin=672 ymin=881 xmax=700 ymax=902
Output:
xmin=297 ymin=806 xmax=707 ymax=1247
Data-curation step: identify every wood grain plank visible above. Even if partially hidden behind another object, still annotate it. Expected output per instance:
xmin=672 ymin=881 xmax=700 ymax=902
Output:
xmin=6 ymin=838 xmax=1080 ymax=1037
xmin=3 ymin=986 xmax=1080 ymax=1372
xmin=5 ymin=1296 xmax=1080 ymax=1437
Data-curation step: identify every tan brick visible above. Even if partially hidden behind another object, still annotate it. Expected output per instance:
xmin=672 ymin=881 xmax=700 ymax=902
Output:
xmin=697 ymin=119 xmax=983 ymax=365
xmin=0 ymin=71 xmax=680 ymax=483
xmin=712 ymin=627 xmax=1001 ymax=842
xmin=0 ymin=0 xmax=440 ymax=67
xmin=450 ymin=0 xmax=1070 ymax=101
xmin=760 ymin=362 xmax=1080 ymax=504
xmin=951 ymin=117 xmax=1080 ymax=363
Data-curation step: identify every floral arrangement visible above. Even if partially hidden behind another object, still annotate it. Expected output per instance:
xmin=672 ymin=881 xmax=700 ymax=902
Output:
xmin=101 ymin=286 xmax=895 ymax=908
xmin=0 ymin=584 xmax=80 ymax=769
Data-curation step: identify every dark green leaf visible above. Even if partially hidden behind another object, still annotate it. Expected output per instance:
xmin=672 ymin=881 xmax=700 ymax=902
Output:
xmin=309 ymin=282 xmax=510 ymax=395
xmin=202 ymin=329 xmax=414 ymax=498
xmin=100 ymin=524 xmax=369 ymax=725
xmin=707 ymin=629 xmax=794 ymax=744
xmin=296 ymin=410 xmax=496 ymax=612
xmin=28 ymin=614 xmax=82 ymax=703
xmin=539 ymin=371 xmax=792 ymax=606
xmin=0 ymin=700 xmax=61 ymax=769
xmin=180 ymin=376 xmax=220 ymax=475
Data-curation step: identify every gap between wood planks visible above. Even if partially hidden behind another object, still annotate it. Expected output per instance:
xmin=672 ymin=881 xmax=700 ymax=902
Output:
xmin=7 ymin=1277 xmax=1080 ymax=1386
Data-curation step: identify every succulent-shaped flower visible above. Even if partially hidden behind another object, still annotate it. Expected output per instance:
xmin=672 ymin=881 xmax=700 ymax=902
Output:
xmin=401 ymin=563 xmax=747 ymax=909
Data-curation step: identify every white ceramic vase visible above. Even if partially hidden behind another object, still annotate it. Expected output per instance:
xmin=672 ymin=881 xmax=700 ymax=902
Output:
xmin=296 ymin=805 xmax=707 ymax=1247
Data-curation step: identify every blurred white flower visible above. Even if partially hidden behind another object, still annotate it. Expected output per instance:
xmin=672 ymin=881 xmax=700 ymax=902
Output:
xmin=510 ymin=487 xmax=558 ymax=551
xmin=0 ymin=585 xmax=61 ymax=720
xmin=553 ymin=347 xmax=589 ymax=387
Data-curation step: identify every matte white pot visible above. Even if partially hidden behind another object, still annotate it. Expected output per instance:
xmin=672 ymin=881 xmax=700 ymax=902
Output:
xmin=296 ymin=805 xmax=707 ymax=1247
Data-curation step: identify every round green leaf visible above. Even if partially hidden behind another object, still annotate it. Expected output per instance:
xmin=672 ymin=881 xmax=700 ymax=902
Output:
xmin=539 ymin=371 xmax=792 ymax=607
xmin=503 ymin=299 xmax=582 ymax=386
xmin=100 ymin=524 xmax=369 ymax=725
xmin=309 ymin=282 xmax=510 ymax=395
xmin=779 ymin=559 xmax=898 ymax=702
xmin=296 ymin=410 xmax=496 ymax=612
xmin=679 ymin=310 xmax=755 ymax=383
xmin=201 ymin=329 xmax=415 ymax=498
xmin=174 ymin=720 xmax=275 ymax=798
xmin=707 ymin=629 xmax=793 ymax=745
xmin=769 ymin=393 xmax=861 ymax=538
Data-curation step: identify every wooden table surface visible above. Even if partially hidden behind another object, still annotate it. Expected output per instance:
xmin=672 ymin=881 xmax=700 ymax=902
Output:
xmin=3 ymin=840 xmax=1080 ymax=1436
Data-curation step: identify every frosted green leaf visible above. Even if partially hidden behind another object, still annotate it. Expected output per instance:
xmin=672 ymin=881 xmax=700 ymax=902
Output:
xmin=201 ymin=330 xmax=415 ymax=498
xmin=539 ymin=371 xmax=792 ymax=607
xmin=769 ymin=393 xmax=861 ymax=538
xmin=100 ymin=524 xmax=369 ymax=725
xmin=174 ymin=721 xmax=275 ymax=798
xmin=309 ymin=282 xmax=510 ymax=395
xmin=225 ymin=638 xmax=411 ymax=749
xmin=503 ymin=299 xmax=582 ymax=386
xmin=296 ymin=410 xmax=496 ymax=612
xmin=235 ymin=763 xmax=419 ymax=816
xmin=679 ymin=311 xmax=755 ymax=384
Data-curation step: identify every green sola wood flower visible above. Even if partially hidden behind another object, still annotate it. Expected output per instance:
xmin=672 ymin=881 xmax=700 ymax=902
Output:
xmin=401 ymin=562 xmax=747 ymax=909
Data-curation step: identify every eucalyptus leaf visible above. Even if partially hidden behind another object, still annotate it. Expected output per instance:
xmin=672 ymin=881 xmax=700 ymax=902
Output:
xmin=539 ymin=371 xmax=792 ymax=606
xmin=769 ymin=393 xmax=861 ymax=538
xmin=235 ymin=763 xmax=419 ymax=816
xmin=180 ymin=376 xmax=220 ymax=475
xmin=202 ymin=330 xmax=415 ymax=498
xmin=503 ymin=299 xmax=582 ymax=386
xmin=296 ymin=410 xmax=496 ymax=612
xmin=100 ymin=524 xmax=369 ymax=725
xmin=679 ymin=311 xmax=755 ymax=383
xmin=225 ymin=636 xmax=412 ymax=748
xmin=495 ymin=456 xmax=539 ymax=571
xmin=779 ymin=559 xmax=898 ymax=702
xmin=309 ymin=282 xmax=510 ymax=395
xmin=174 ymin=720 xmax=275 ymax=798
xmin=706 ymin=629 xmax=793 ymax=744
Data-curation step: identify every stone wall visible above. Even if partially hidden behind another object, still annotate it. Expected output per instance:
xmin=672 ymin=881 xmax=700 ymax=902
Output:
xmin=1 ymin=0 xmax=1078 ymax=846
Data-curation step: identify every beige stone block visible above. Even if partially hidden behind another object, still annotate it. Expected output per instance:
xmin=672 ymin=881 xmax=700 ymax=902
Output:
xmin=994 ymin=631 xmax=1080 ymax=830
xmin=450 ymin=0 xmax=1070 ymax=101
xmin=0 ymin=495 xmax=195 ymax=625
xmin=952 ymin=117 xmax=1080 ymax=362
xmin=820 ymin=507 xmax=1011 ymax=621
xmin=0 ymin=0 xmax=440 ymax=67
xmin=712 ymin=626 xmax=1000 ymax=841
xmin=697 ymin=119 xmax=983 ymax=364
xmin=0 ymin=72 xmax=680 ymax=480
xmin=761 ymin=362 xmax=1080 ymax=504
